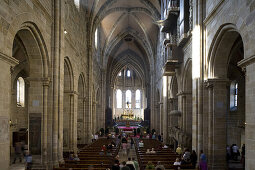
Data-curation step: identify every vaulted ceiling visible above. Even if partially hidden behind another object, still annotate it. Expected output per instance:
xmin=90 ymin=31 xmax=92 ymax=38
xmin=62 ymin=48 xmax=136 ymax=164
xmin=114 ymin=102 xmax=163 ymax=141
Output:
xmin=88 ymin=0 xmax=161 ymax=76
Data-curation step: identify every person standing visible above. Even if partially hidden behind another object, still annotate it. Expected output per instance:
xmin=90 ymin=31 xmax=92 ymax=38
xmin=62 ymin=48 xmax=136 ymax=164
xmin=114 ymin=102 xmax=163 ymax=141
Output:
xmin=13 ymin=142 xmax=23 ymax=164
xmin=158 ymin=134 xmax=162 ymax=141
xmin=199 ymin=150 xmax=207 ymax=170
xmin=241 ymin=144 xmax=245 ymax=168
xmin=232 ymin=144 xmax=239 ymax=161
xmin=132 ymin=158 xmax=139 ymax=170
xmin=190 ymin=150 xmax=197 ymax=168
xmin=152 ymin=132 xmax=156 ymax=139
xmin=131 ymin=138 xmax=134 ymax=149
xmin=25 ymin=152 xmax=32 ymax=170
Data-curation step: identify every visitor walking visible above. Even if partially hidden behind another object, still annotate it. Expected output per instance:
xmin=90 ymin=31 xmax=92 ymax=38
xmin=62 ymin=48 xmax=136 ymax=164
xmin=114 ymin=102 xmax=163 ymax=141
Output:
xmin=13 ymin=142 xmax=23 ymax=164
xmin=199 ymin=150 xmax=207 ymax=170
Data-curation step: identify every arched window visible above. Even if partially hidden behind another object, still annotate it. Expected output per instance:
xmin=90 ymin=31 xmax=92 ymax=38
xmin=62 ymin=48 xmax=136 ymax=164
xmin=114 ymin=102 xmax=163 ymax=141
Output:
xmin=126 ymin=90 xmax=131 ymax=108
xmin=136 ymin=90 xmax=141 ymax=108
xmin=17 ymin=77 xmax=25 ymax=107
xmin=230 ymin=81 xmax=238 ymax=111
xmin=74 ymin=0 xmax=80 ymax=10
xmin=95 ymin=28 xmax=98 ymax=49
xmin=116 ymin=89 xmax=122 ymax=108
xmin=127 ymin=70 xmax=131 ymax=77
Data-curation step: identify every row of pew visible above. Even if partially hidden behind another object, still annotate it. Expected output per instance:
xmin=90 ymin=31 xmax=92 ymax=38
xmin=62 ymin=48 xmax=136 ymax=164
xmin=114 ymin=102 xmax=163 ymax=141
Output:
xmin=134 ymin=138 xmax=194 ymax=170
xmin=54 ymin=138 xmax=121 ymax=170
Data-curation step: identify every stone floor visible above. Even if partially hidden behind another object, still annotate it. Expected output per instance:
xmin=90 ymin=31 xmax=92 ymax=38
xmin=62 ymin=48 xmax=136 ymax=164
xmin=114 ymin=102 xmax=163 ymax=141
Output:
xmin=10 ymin=155 xmax=42 ymax=170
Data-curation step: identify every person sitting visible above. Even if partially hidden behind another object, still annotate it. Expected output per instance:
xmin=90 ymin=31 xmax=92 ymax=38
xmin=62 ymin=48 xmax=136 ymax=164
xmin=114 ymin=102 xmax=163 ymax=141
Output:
xmin=145 ymin=161 xmax=155 ymax=170
xmin=155 ymin=161 xmax=165 ymax=170
xmin=107 ymin=143 xmax=113 ymax=150
xmin=94 ymin=133 xmax=99 ymax=140
xmin=112 ymin=159 xmax=120 ymax=170
xmin=106 ymin=149 xmax=112 ymax=156
xmin=176 ymin=145 xmax=182 ymax=155
xmin=173 ymin=158 xmax=181 ymax=165
xmin=121 ymin=161 xmax=130 ymax=170
xmin=126 ymin=157 xmax=135 ymax=170
xmin=182 ymin=148 xmax=191 ymax=164
xmin=73 ymin=154 xmax=80 ymax=161
xmin=68 ymin=154 xmax=74 ymax=160
xmin=111 ymin=140 xmax=116 ymax=147
xmin=146 ymin=149 xmax=151 ymax=154
xmin=150 ymin=148 xmax=156 ymax=154
xmin=102 ymin=145 xmax=107 ymax=151
xmin=99 ymin=149 xmax=105 ymax=155
xmin=138 ymin=140 xmax=144 ymax=147
xmin=163 ymin=144 xmax=168 ymax=148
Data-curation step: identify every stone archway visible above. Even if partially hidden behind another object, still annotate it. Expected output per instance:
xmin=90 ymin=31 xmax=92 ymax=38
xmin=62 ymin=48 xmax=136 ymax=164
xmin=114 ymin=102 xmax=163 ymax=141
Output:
xmin=207 ymin=24 xmax=245 ymax=170
xmin=179 ymin=59 xmax=192 ymax=149
xmin=77 ymin=74 xmax=85 ymax=144
xmin=63 ymin=57 xmax=75 ymax=152
xmin=10 ymin=24 xmax=49 ymax=166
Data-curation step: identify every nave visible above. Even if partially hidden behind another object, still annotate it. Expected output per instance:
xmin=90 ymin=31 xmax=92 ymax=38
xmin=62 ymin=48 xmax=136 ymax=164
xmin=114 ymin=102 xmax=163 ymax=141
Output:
xmin=2 ymin=0 xmax=255 ymax=170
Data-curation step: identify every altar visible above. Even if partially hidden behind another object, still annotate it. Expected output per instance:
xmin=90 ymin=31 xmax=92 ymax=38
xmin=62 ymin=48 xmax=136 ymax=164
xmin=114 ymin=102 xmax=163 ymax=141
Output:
xmin=120 ymin=102 xmax=134 ymax=120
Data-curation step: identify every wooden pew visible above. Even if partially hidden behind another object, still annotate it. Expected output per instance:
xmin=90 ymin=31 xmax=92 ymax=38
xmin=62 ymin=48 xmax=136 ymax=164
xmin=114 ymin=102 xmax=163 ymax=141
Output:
xmin=54 ymin=137 xmax=121 ymax=170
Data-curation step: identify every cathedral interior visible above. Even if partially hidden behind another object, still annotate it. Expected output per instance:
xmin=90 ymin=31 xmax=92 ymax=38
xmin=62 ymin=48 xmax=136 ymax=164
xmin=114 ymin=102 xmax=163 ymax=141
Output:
xmin=0 ymin=0 xmax=254 ymax=170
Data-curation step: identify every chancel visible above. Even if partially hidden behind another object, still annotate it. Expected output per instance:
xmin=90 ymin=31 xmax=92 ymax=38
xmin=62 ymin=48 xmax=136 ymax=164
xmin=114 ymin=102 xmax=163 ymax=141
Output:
xmin=0 ymin=0 xmax=254 ymax=170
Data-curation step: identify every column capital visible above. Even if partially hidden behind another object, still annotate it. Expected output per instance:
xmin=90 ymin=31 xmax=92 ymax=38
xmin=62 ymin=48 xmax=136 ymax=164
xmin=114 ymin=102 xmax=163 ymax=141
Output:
xmin=42 ymin=77 xmax=51 ymax=87
xmin=64 ymin=90 xmax=79 ymax=96
xmin=176 ymin=91 xmax=191 ymax=96
xmin=204 ymin=78 xmax=230 ymax=88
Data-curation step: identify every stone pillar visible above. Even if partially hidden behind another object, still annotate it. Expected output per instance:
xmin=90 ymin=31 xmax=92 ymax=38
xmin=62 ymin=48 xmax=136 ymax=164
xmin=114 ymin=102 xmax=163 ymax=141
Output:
xmin=52 ymin=0 xmax=64 ymax=165
xmin=71 ymin=91 xmax=78 ymax=153
xmin=42 ymin=78 xmax=50 ymax=165
xmin=0 ymin=53 xmax=18 ymax=170
xmin=82 ymin=97 xmax=86 ymax=144
xmin=206 ymin=78 xmax=228 ymax=170
xmin=177 ymin=91 xmax=186 ymax=132
xmin=92 ymin=100 xmax=96 ymax=133
xmin=84 ymin=96 xmax=91 ymax=144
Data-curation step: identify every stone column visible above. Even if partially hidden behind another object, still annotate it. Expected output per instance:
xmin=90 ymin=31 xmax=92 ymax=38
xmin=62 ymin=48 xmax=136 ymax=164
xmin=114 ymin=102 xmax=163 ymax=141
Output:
xmin=82 ymin=97 xmax=86 ymax=144
xmin=92 ymin=100 xmax=97 ymax=133
xmin=84 ymin=96 xmax=91 ymax=144
xmin=206 ymin=78 xmax=228 ymax=170
xmin=52 ymin=0 xmax=64 ymax=165
xmin=177 ymin=91 xmax=186 ymax=132
xmin=177 ymin=92 xmax=183 ymax=130
xmin=132 ymin=90 xmax=135 ymax=109
xmin=71 ymin=91 xmax=78 ymax=153
xmin=0 ymin=53 xmax=18 ymax=170
xmin=42 ymin=78 xmax=50 ymax=165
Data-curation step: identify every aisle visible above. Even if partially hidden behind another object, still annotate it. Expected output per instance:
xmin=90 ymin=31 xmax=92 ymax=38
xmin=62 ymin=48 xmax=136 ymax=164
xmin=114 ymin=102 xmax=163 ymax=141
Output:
xmin=117 ymin=139 xmax=139 ymax=169
xmin=118 ymin=145 xmax=137 ymax=162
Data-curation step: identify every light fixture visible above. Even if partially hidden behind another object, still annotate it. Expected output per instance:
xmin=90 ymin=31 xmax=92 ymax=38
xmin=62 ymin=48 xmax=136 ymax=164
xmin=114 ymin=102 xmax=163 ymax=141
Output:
xmin=64 ymin=29 xmax=67 ymax=34
xmin=9 ymin=119 xmax=17 ymax=128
